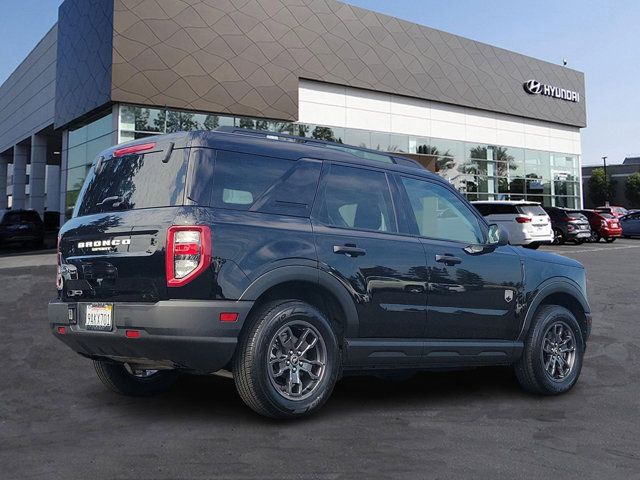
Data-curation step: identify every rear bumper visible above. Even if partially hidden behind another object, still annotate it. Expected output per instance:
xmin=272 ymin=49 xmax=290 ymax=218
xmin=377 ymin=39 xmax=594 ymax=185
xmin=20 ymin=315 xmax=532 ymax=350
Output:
xmin=600 ymin=227 xmax=622 ymax=237
xmin=48 ymin=299 xmax=254 ymax=372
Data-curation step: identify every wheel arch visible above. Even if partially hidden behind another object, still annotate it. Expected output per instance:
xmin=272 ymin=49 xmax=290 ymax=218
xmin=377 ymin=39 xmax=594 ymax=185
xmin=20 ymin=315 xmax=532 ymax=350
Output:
xmin=239 ymin=266 xmax=359 ymax=342
xmin=519 ymin=279 xmax=591 ymax=345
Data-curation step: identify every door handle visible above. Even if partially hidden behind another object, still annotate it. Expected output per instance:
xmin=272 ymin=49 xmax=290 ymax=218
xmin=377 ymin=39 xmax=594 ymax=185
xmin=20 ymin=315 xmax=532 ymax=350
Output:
xmin=435 ymin=254 xmax=462 ymax=266
xmin=333 ymin=244 xmax=366 ymax=257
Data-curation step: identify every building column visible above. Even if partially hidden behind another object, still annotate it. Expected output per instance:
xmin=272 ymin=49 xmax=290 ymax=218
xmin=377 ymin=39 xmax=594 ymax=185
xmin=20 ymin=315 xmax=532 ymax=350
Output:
xmin=46 ymin=165 xmax=60 ymax=213
xmin=0 ymin=153 xmax=8 ymax=210
xmin=29 ymin=134 xmax=47 ymax=216
xmin=12 ymin=143 xmax=28 ymax=209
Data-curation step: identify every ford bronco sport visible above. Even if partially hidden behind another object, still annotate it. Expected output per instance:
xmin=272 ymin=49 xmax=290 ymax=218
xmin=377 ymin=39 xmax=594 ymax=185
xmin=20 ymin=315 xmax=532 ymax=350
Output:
xmin=49 ymin=128 xmax=591 ymax=419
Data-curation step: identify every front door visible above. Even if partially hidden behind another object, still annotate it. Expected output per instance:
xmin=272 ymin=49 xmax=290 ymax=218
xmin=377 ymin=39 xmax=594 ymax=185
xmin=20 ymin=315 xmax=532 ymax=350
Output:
xmin=397 ymin=175 xmax=524 ymax=340
xmin=312 ymin=163 xmax=428 ymax=339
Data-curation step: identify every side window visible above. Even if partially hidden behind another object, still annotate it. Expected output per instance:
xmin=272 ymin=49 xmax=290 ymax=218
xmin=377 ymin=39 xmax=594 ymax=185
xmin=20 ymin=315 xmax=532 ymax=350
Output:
xmin=210 ymin=150 xmax=293 ymax=210
xmin=400 ymin=177 xmax=484 ymax=244
xmin=316 ymin=164 xmax=396 ymax=233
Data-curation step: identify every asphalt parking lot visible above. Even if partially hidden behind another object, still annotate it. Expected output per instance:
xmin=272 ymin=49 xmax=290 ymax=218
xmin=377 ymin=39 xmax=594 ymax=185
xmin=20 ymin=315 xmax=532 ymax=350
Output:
xmin=1 ymin=240 xmax=639 ymax=479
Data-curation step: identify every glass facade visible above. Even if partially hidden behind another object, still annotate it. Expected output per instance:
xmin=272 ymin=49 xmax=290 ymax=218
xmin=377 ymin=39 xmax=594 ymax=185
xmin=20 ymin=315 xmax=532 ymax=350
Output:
xmin=63 ymin=111 xmax=114 ymax=218
xmin=113 ymin=104 xmax=582 ymax=209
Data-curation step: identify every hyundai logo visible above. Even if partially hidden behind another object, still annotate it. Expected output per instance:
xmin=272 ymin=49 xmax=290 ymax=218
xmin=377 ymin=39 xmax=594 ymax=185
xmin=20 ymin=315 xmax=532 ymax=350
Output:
xmin=523 ymin=79 xmax=542 ymax=95
xmin=523 ymin=79 xmax=580 ymax=102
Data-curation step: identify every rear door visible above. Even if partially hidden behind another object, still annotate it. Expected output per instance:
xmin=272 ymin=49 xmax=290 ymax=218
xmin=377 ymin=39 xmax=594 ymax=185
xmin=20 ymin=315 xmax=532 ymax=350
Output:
xmin=312 ymin=163 xmax=428 ymax=342
xmin=58 ymin=140 xmax=190 ymax=303
xmin=397 ymin=176 xmax=524 ymax=340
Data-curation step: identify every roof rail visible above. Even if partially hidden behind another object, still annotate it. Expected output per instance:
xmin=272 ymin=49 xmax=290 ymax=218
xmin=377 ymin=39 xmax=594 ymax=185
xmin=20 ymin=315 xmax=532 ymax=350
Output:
xmin=213 ymin=126 xmax=424 ymax=170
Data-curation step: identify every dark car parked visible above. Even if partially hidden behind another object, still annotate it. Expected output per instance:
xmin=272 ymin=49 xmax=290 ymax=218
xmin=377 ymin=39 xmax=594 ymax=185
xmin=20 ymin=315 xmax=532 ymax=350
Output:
xmin=48 ymin=129 xmax=592 ymax=419
xmin=543 ymin=207 xmax=591 ymax=245
xmin=580 ymin=210 xmax=622 ymax=243
xmin=620 ymin=212 xmax=640 ymax=238
xmin=0 ymin=209 xmax=45 ymax=248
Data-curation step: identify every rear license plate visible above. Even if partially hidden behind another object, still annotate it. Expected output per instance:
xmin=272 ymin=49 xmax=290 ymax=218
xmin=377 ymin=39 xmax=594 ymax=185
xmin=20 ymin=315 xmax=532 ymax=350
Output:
xmin=577 ymin=232 xmax=590 ymax=238
xmin=85 ymin=303 xmax=113 ymax=331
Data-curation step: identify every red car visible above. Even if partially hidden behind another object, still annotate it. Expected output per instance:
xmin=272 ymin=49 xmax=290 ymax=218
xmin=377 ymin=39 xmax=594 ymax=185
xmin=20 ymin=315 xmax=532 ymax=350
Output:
xmin=596 ymin=206 xmax=629 ymax=218
xmin=580 ymin=210 xmax=622 ymax=242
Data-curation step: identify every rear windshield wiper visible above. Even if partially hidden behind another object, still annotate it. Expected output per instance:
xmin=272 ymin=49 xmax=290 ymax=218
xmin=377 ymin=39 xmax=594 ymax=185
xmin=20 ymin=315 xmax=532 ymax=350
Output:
xmin=96 ymin=196 xmax=124 ymax=208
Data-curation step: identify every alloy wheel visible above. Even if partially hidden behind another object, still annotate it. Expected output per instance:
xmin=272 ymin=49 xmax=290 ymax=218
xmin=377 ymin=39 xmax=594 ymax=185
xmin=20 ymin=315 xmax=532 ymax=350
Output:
xmin=267 ymin=321 xmax=327 ymax=400
xmin=541 ymin=321 xmax=577 ymax=382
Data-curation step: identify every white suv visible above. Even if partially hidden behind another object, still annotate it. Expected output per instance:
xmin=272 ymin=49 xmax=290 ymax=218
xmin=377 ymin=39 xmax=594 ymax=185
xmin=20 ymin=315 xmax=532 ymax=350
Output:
xmin=472 ymin=201 xmax=554 ymax=249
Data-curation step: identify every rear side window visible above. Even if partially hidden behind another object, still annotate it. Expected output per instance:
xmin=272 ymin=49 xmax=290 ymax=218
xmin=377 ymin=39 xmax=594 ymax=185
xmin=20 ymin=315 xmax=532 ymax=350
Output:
xmin=315 ymin=164 xmax=397 ymax=233
xmin=517 ymin=204 xmax=546 ymax=216
xmin=75 ymin=149 xmax=188 ymax=216
xmin=211 ymin=151 xmax=293 ymax=210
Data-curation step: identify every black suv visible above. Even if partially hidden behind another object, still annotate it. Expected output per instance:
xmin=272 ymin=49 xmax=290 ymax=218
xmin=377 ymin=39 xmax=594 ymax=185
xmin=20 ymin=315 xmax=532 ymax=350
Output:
xmin=0 ymin=209 xmax=45 ymax=247
xmin=49 ymin=129 xmax=591 ymax=419
xmin=543 ymin=207 xmax=591 ymax=245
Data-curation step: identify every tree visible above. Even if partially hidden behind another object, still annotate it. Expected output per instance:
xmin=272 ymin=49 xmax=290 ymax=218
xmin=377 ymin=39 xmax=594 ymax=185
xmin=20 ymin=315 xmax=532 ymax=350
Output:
xmin=203 ymin=115 xmax=219 ymax=130
xmin=312 ymin=126 xmax=338 ymax=142
xmin=588 ymin=168 xmax=616 ymax=206
xmin=625 ymin=172 xmax=640 ymax=207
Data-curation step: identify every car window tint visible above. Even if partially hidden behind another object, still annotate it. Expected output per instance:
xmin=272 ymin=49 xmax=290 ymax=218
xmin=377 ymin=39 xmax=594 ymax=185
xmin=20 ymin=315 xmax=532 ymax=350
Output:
xmin=402 ymin=177 xmax=483 ymax=244
xmin=211 ymin=150 xmax=293 ymax=210
xmin=316 ymin=164 xmax=396 ymax=233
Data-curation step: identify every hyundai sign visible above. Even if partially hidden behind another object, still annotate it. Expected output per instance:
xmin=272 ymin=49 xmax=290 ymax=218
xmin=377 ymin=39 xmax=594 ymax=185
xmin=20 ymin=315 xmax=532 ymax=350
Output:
xmin=523 ymin=80 xmax=580 ymax=103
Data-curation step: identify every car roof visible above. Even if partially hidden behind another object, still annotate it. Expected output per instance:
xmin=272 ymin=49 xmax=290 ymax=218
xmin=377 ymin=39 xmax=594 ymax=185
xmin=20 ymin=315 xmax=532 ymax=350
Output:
xmin=101 ymin=129 xmax=446 ymax=185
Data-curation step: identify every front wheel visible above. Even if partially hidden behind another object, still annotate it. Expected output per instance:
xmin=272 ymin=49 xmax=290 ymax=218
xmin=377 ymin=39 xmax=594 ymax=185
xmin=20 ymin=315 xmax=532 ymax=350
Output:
xmin=93 ymin=361 xmax=178 ymax=396
xmin=515 ymin=305 xmax=584 ymax=395
xmin=234 ymin=300 xmax=340 ymax=419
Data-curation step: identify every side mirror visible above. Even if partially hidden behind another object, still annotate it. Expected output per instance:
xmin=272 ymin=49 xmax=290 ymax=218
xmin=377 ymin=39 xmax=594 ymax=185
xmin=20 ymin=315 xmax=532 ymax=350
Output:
xmin=487 ymin=224 xmax=509 ymax=247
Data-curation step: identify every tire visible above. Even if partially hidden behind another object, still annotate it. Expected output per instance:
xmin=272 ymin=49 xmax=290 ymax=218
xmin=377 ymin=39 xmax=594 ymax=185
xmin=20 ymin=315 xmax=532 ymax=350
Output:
xmin=574 ymin=239 xmax=585 ymax=245
xmin=552 ymin=229 xmax=565 ymax=245
xmin=93 ymin=360 xmax=178 ymax=396
xmin=514 ymin=305 xmax=584 ymax=395
xmin=233 ymin=300 xmax=340 ymax=419
xmin=605 ymin=237 xmax=616 ymax=243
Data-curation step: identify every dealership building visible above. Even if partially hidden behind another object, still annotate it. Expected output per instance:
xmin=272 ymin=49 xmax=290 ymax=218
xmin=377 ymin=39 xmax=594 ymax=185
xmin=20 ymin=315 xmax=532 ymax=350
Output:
xmin=0 ymin=0 xmax=587 ymax=222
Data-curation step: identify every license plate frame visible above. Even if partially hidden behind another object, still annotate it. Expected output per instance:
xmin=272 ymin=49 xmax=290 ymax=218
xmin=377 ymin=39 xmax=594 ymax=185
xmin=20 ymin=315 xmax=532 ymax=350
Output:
xmin=85 ymin=303 xmax=113 ymax=331
xmin=577 ymin=232 xmax=590 ymax=238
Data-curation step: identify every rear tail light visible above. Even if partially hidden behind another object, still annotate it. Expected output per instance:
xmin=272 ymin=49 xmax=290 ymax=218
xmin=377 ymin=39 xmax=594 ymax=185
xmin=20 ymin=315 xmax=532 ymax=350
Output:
xmin=601 ymin=220 xmax=607 ymax=227
xmin=56 ymin=235 xmax=63 ymax=291
xmin=166 ymin=226 xmax=212 ymax=287
xmin=515 ymin=216 xmax=532 ymax=223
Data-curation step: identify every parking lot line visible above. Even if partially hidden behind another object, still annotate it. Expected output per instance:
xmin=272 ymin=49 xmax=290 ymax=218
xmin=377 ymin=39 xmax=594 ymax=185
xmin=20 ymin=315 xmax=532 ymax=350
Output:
xmin=545 ymin=244 xmax=640 ymax=254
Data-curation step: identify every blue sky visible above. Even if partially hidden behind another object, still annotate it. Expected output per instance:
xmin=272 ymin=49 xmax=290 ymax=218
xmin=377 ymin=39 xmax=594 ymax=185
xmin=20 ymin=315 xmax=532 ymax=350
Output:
xmin=1 ymin=0 xmax=639 ymax=166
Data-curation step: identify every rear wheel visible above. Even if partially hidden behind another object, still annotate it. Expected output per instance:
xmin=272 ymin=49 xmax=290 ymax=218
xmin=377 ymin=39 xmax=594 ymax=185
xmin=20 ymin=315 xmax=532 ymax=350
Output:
xmin=605 ymin=237 xmax=616 ymax=243
xmin=552 ymin=229 xmax=565 ymax=245
xmin=93 ymin=360 xmax=178 ymax=396
xmin=234 ymin=300 xmax=340 ymax=419
xmin=515 ymin=305 xmax=584 ymax=395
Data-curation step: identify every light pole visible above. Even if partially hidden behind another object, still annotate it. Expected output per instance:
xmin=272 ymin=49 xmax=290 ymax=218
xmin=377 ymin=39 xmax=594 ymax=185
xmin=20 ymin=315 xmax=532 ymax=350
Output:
xmin=602 ymin=156 xmax=609 ymax=206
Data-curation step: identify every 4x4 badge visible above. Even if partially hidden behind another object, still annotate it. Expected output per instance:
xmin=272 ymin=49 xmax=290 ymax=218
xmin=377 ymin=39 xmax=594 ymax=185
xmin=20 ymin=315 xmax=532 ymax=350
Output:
xmin=505 ymin=290 xmax=514 ymax=303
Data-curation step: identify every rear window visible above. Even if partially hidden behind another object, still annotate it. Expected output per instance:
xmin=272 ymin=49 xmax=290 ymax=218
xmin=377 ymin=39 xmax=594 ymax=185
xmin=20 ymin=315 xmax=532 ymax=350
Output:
xmin=75 ymin=149 xmax=188 ymax=217
xmin=517 ymin=204 xmax=546 ymax=216
xmin=473 ymin=203 xmax=518 ymax=215
xmin=599 ymin=213 xmax=614 ymax=219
